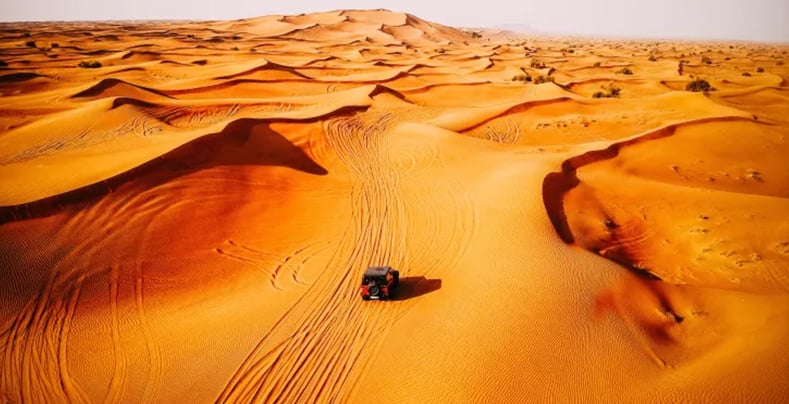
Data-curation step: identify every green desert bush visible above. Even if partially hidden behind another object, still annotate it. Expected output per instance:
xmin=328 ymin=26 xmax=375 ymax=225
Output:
xmin=511 ymin=73 xmax=532 ymax=82
xmin=25 ymin=40 xmax=36 ymax=48
xmin=685 ymin=78 xmax=715 ymax=92
xmin=648 ymin=54 xmax=657 ymax=62
xmin=593 ymin=61 xmax=601 ymax=67
xmin=530 ymin=59 xmax=546 ymax=68
xmin=50 ymin=42 xmax=59 ymax=48
xmin=592 ymin=82 xmax=621 ymax=98
xmin=78 ymin=60 xmax=102 ymax=68
xmin=0 ymin=60 xmax=7 ymax=67
xmin=742 ymin=72 xmax=751 ymax=77
xmin=701 ymin=55 xmax=712 ymax=64
xmin=756 ymin=66 xmax=764 ymax=73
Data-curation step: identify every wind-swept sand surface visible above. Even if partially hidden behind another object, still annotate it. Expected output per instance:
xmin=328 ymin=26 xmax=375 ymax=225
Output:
xmin=1 ymin=9 xmax=788 ymax=403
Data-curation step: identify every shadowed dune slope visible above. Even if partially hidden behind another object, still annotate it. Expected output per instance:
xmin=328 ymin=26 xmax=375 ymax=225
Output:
xmin=1 ymin=8 xmax=788 ymax=404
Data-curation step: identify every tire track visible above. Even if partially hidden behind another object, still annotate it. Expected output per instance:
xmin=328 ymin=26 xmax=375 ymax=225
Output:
xmin=0 ymin=270 xmax=90 ymax=403
xmin=217 ymin=112 xmax=479 ymax=403
xmin=215 ymin=239 xmax=333 ymax=291
xmin=217 ymin=113 xmax=407 ymax=403
xmin=136 ymin=276 xmax=163 ymax=404
xmin=104 ymin=267 xmax=128 ymax=404
xmin=483 ymin=117 xmax=521 ymax=144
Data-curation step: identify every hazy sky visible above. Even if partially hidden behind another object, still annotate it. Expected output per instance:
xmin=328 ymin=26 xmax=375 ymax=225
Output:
xmin=1 ymin=0 xmax=787 ymax=42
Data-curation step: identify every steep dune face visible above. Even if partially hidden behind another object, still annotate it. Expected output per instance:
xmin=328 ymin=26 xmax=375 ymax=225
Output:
xmin=1 ymin=9 xmax=789 ymax=403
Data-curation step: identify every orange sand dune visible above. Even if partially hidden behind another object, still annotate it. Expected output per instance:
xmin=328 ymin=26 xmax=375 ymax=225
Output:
xmin=1 ymin=8 xmax=788 ymax=403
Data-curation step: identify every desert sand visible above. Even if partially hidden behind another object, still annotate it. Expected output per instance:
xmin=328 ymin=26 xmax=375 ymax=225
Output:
xmin=1 ymin=9 xmax=788 ymax=403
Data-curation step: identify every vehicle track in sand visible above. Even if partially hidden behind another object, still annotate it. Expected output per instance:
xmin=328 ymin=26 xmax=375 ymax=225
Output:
xmin=0 ymin=268 xmax=90 ymax=403
xmin=217 ymin=112 xmax=478 ymax=402
xmin=215 ymin=239 xmax=336 ymax=290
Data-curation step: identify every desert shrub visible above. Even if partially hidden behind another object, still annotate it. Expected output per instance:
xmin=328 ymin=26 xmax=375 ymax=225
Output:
xmin=593 ymin=61 xmax=601 ymax=67
xmin=78 ymin=60 xmax=102 ymax=68
xmin=534 ymin=75 xmax=554 ymax=84
xmin=232 ymin=35 xmax=242 ymax=40
xmin=685 ymin=78 xmax=715 ymax=92
xmin=512 ymin=73 xmax=532 ymax=82
xmin=50 ymin=42 xmax=59 ymax=48
xmin=756 ymin=66 xmax=764 ymax=73
xmin=648 ymin=54 xmax=657 ymax=62
xmin=742 ymin=72 xmax=751 ymax=77
xmin=567 ymin=49 xmax=575 ymax=54
xmin=250 ymin=48 xmax=257 ymax=53
xmin=462 ymin=29 xmax=482 ymax=39
xmin=592 ymin=82 xmax=621 ymax=98
xmin=701 ymin=55 xmax=712 ymax=64
xmin=231 ymin=46 xmax=240 ymax=51
xmin=777 ymin=60 xmax=784 ymax=66
xmin=0 ymin=60 xmax=7 ymax=67
xmin=615 ymin=67 xmax=633 ymax=75
xmin=25 ymin=40 xmax=36 ymax=48
xmin=530 ymin=59 xmax=546 ymax=68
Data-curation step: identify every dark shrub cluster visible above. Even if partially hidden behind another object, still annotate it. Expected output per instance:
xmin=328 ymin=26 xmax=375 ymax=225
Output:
xmin=78 ymin=60 xmax=102 ymax=68
xmin=615 ymin=67 xmax=633 ymax=75
xmin=592 ymin=82 xmax=621 ymax=98
xmin=512 ymin=73 xmax=532 ymax=82
xmin=534 ymin=75 xmax=554 ymax=84
xmin=686 ymin=78 xmax=715 ymax=92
